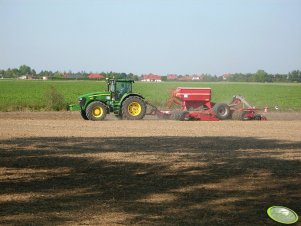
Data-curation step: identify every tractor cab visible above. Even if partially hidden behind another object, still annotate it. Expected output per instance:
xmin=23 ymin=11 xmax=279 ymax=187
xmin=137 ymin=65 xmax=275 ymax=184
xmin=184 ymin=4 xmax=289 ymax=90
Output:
xmin=107 ymin=79 xmax=134 ymax=100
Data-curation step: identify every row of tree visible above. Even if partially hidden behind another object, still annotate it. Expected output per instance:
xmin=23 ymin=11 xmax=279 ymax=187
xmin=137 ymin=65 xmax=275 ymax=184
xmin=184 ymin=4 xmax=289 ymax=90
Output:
xmin=0 ymin=65 xmax=300 ymax=83
xmin=227 ymin=70 xmax=301 ymax=83
xmin=0 ymin=65 xmax=140 ymax=81
xmin=161 ymin=70 xmax=301 ymax=83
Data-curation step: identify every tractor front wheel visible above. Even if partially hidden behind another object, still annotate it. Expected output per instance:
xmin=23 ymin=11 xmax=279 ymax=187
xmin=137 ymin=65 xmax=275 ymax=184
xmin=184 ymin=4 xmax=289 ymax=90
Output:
xmin=86 ymin=101 xmax=107 ymax=121
xmin=122 ymin=96 xmax=146 ymax=120
xmin=80 ymin=110 xmax=89 ymax=120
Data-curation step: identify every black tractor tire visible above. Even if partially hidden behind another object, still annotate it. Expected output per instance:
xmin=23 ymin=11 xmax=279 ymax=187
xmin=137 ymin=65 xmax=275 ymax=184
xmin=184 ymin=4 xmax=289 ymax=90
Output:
xmin=80 ymin=110 xmax=89 ymax=120
xmin=171 ymin=110 xmax=188 ymax=121
xmin=213 ymin=103 xmax=231 ymax=120
xmin=122 ymin=96 xmax=146 ymax=120
xmin=86 ymin=101 xmax=107 ymax=121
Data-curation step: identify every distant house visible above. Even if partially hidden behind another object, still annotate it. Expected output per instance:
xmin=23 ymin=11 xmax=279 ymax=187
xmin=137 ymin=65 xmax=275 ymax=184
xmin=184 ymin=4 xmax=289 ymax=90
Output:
xmin=222 ymin=73 xmax=232 ymax=80
xmin=42 ymin=76 xmax=48 ymax=80
xmin=18 ymin=75 xmax=27 ymax=80
xmin=167 ymin=74 xmax=177 ymax=80
xmin=192 ymin=76 xmax=201 ymax=81
xmin=88 ymin=73 xmax=105 ymax=80
xmin=18 ymin=75 xmax=33 ymax=80
xmin=141 ymin=73 xmax=162 ymax=82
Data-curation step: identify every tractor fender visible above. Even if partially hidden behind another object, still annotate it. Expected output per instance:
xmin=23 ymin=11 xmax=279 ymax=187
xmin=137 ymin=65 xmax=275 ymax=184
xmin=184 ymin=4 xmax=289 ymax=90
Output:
xmin=120 ymin=94 xmax=145 ymax=103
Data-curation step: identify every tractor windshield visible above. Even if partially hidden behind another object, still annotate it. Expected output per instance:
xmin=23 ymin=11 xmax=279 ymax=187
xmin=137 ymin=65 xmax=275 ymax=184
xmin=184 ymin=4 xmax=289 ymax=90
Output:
xmin=116 ymin=82 xmax=131 ymax=94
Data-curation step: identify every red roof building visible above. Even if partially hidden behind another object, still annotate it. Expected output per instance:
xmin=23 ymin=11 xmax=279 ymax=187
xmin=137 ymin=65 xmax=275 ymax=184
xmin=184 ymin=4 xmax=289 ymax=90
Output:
xmin=141 ymin=73 xmax=162 ymax=82
xmin=88 ymin=73 xmax=105 ymax=80
xmin=167 ymin=74 xmax=177 ymax=80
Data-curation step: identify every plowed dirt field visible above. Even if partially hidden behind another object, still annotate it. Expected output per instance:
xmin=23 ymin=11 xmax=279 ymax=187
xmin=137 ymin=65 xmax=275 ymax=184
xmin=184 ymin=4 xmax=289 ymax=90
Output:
xmin=0 ymin=112 xmax=301 ymax=225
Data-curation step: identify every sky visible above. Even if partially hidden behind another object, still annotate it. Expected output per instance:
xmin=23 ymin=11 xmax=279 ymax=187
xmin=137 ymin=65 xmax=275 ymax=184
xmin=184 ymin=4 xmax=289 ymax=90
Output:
xmin=0 ymin=0 xmax=300 ymax=75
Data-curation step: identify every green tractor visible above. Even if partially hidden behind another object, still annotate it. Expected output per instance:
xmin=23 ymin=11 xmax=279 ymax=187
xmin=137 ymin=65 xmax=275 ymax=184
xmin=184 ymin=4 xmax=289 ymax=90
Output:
xmin=69 ymin=79 xmax=146 ymax=120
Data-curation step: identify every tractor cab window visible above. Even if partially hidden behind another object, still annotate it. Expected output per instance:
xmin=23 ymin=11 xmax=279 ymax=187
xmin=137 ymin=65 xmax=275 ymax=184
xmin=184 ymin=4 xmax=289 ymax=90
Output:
xmin=116 ymin=82 xmax=131 ymax=99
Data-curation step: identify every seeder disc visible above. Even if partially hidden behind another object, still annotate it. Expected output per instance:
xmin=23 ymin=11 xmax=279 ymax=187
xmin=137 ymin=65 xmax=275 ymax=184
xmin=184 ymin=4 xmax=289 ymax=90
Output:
xmin=267 ymin=206 xmax=299 ymax=224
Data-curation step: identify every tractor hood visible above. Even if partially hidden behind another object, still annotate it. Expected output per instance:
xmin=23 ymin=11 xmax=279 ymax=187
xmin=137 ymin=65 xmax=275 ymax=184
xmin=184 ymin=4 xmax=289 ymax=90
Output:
xmin=79 ymin=91 xmax=111 ymax=100
xmin=78 ymin=91 xmax=111 ymax=109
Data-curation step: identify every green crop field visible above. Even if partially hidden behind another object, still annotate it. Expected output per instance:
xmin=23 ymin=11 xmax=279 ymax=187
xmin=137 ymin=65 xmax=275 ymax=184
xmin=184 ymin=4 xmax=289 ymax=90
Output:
xmin=0 ymin=80 xmax=301 ymax=111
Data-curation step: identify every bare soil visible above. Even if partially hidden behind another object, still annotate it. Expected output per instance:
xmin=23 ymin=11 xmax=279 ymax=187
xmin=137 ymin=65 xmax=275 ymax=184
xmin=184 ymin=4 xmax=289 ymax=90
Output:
xmin=0 ymin=112 xmax=301 ymax=225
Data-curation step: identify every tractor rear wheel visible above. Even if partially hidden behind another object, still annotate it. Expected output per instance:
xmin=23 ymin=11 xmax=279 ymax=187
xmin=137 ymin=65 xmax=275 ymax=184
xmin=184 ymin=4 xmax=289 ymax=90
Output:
xmin=86 ymin=101 xmax=107 ymax=121
xmin=213 ymin=103 xmax=230 ymax=120
xmin=122 ymin=96 xmax=146 ymax=120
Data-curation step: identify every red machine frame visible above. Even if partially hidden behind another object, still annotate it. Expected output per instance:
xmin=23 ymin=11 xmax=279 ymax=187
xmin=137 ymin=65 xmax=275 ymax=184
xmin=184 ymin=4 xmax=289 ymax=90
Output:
xmin=147 ymin=87 xmax=266 ymax=121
